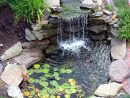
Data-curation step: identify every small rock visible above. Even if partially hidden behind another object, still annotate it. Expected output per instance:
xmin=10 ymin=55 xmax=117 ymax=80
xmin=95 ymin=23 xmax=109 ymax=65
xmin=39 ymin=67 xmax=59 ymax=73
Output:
xmin=22 ymin=39 xmax=50 ymax=50
xmin=111 ymin=38 xmax=126 ymax=59
xmin=32 ymin=30 xmax=44 ymax=40
xmin=123 ymin=78 xmax=130 ymax=95
xmin=109 ymin=18 xmax=118 ymax=25
xmin=109 ymin=59 xmax=130 ymax=82
xmin=53 ymin=6 xmax=64 ymax=13
xmin=1 ymin=63 xmax=27 ymax=86
xmin=92 ymin=12 xmax=104 ymax=17
xmin=25 ymin=28 xmax=36 ymax=41
xmin=113 ymin=23 xmax=119 ymax=28
xmin=7 ymin=85 xmax=24 ymax=98
xmin=104 ymin=16 xmax=113 ymax=23
xmin=109 ymin=27 xmax=119 ymax=37
xmin=103 ymin=9 xmax=113 ymax=15
xmin=94 ymin=82 xmax=122 ymax=97
xmin=112 ymin=13 xmax=118 ymax=20
xmin=13 ymin=48 xmax=45 ymax=68
xmin=0 ymin=44 xmax=3 ymax=47
xmin=31 ymin=24 xmax=42 ymax=31
xmin=1 ymin=42 xmax=22 ymax=61
xmin=47 ymin=0 xmax=60 ymax=9
xmin=0 ymin=63 xmax=3 ymax=75
xmin=80 ymin=0 xmax=96 ymax=9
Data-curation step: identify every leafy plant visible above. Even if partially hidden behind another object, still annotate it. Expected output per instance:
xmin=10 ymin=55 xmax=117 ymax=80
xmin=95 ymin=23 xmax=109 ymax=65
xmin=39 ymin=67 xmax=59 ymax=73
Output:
xmin=114 ymin=0 xmax=130 ymax=39
xmin=0 ymin=0 xmax=7 ymax=6
xmin=9 ymin=0 xmax=49 ymax=23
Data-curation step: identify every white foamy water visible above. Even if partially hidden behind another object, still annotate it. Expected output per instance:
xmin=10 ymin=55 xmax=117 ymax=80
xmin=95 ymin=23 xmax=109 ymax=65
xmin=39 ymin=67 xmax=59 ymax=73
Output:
xmin=59 ymin=38 xmax=90 ymax=53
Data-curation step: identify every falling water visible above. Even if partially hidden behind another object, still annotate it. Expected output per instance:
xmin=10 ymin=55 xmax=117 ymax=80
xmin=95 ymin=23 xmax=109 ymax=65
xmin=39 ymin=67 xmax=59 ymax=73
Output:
xmin=57 ymin=15 xmax=90 ymax=53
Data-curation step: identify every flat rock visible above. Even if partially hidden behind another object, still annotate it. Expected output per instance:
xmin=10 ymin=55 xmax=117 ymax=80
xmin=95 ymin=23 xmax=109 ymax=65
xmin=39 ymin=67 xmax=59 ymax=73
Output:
xmin=0 ymin=63 xmax=27 ymax=86
xmin=13 ymin=48 xmax=45 ymax=68
xmin=22 ymin=39 xmax=50 ymax=50
xmin=80 ymin=0 xmax=95 ymax=9
xmin=111 ymin=38 xmax=126 ymax=59
xmin=122 ymin=78 xmax=130 ymax=95
xmin=1 ymin=42 xmax=22 ymax=61
xmin=94 ymin=82 xmax=122 ymax=97
xmin=88 ymin=25 xmax=107 ymax=34
xmin=109 ymin=59 xmax=130 ymax=82
xmin=25 ymin=28 xmax=36 ymax=41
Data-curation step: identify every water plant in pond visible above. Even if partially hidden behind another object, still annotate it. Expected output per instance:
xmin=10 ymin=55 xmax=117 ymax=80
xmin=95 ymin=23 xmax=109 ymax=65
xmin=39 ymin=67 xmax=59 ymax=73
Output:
xmin=25 ymin=63 xmax=85 ymax=98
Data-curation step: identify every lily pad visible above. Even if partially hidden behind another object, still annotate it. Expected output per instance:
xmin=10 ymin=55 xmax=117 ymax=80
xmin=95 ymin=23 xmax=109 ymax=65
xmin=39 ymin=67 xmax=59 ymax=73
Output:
xmin=34 ymin=64 xmax=40 ymax=69
xmin=50 ymin=80 xmax=58 ymax=86
xmin=43 ymin=69 xmax=49 ymax=73
xmin=43 ymin=64 xmax=50 ymax=68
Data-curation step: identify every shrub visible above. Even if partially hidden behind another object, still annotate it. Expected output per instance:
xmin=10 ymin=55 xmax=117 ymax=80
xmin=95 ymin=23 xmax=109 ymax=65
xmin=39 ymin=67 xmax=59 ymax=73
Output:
xmin=9 ymin=0 xmax=49 ymax=23
xmin=114 ymin=0 xmax=130 ymax=39
xmin=0 ymin=0 xmax=7 ymax=6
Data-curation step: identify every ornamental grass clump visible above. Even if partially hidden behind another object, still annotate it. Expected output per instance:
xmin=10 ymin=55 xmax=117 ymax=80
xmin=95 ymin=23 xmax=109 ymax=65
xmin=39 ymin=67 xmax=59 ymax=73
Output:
xmin=9 ymin=0 xmax=49 ymax=23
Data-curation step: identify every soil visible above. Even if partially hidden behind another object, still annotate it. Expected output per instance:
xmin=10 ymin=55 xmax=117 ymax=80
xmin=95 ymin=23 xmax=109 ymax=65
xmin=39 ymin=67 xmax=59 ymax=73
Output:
xmin=0 ymin=5 xmax=30 ymax=55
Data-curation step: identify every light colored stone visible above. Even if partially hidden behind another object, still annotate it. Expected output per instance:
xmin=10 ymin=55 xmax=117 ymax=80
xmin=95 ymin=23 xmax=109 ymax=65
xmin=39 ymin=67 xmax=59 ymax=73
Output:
xmin=103 ymin=9 xmax=112 ymax=15
xmin=1 ymin=42 xmax=22 ymax=61
xmin=109 ymin=18 xmax=118 ymax=25
xmin=123 ymin=78 xmax=130 ymax=95
xmin=0 ymin=63 xmax=27 ymax=86
xmin=94 ymin=82 xmax=122 ymax=97
xmin=92 ymin=12 xmax=104 ymax=17
xmin=109 ymin=59 xmax=130 ymax=82
xmin=47 ymin=0 xmax=60 ymax=8
xmin=32 ymin=30 xmax=44 ymax=40
xmin=7 ymin=85 xmax=24 ymax=98
xmin=25 ymin=28 xmax=36 ymax=41
xmin=13 ymin=48 xmax=44 ymax=68
xmin=80 ymin=0 xmax=96 ymax=9
xmin=111 ymin=38 xmax=126 ymax=59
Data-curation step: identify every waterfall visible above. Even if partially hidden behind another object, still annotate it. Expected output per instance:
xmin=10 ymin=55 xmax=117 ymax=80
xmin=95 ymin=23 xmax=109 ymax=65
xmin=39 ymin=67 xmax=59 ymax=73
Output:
xmin=57 ymin=15 xmax=91 ymax=53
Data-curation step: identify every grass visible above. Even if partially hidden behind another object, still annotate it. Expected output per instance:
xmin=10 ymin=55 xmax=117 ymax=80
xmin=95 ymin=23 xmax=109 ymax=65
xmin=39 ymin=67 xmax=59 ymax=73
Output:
xmin=8 ymin=0 xmax=49 ymax=23
xmin=114 ymin=0 xmax=130 ymax=39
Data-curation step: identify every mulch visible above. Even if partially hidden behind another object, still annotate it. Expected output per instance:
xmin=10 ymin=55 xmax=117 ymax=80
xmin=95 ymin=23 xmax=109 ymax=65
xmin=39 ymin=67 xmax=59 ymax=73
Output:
xmin=0 ymin=5 xmax=30 ymax=55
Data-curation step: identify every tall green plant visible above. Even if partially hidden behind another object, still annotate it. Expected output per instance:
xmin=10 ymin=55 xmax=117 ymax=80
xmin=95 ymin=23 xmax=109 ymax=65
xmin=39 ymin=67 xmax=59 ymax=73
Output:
xmin=114 ymin=0 xmax=130 ymax=39
xmin=9 ymin=0 xmax=49 ymax=23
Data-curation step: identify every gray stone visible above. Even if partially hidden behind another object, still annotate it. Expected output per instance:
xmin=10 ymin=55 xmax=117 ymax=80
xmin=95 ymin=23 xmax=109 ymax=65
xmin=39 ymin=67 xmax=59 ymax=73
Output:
xmin=92 ymin=12 xmax=104 ymax=17
xmin=109 ymin=27 xmax=119 ymax=37
xmin=94 ymin=82 xmax=122 ymax=97
xmin=80 ymin=0 xmax=96 ymax=9
xmin=25 ymin=28 xmax=36 ymax=41
xmin=111 ymin=38 xmax=126 ymax=59
xmin=113 ymin=23 xmax=119 ymax=28
xmin=0 ymin=63 xmax=3 ymax=75
xmin=1 ymin=42 xmax=22 ymax=61
xmin=88 ymin=25 xmax=107 ymax=34
xmin=31 ymin=24 xmax=41 ymax=31
xmin=13 ymin=48 xmax=45 ymax=68
xmin=32 ymin=30 xmax=44 ymax=40
xmin=22 ymin=39 xmax=50 ymax=50
xmin=47 ymin=0 xmax=60 ymax=9
xmin=109 ymin=59 xmax=130 ymax=82
xmin=109 ymin=18 xmax=118 ymax=25
xmin=0 ymin=63 xmax=28 ymax=86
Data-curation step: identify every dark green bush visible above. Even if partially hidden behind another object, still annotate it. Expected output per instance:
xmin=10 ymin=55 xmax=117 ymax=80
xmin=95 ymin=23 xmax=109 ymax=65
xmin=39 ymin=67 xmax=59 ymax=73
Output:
xmin=9 ymin=0 xmax=49 ymax=23
xmin=0 ymin=0 xmax=7 ymax=6
xmin=114 ymin=0 xmax=130 ymax=39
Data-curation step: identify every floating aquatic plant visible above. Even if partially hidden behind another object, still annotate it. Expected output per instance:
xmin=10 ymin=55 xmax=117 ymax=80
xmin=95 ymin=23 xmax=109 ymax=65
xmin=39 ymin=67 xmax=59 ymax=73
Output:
xmin=24 ymin=63 xmax=85 ymax=98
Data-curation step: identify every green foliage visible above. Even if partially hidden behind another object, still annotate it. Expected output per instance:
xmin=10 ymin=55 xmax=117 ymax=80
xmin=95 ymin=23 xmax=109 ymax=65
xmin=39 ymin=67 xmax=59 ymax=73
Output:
xmin=105 ymin=4 xmax=113 ymax=11
xmin=0 ymin=0 xmax=7 ymax=6
xmin=9 ymin=0 xmax=49 ymax=23
xmin=114 ymin=0 xmax=130 ymax=39
xmin=122 ymin=94 xmax=130 ymax=98
xmin=27 ymin=63 xmax=85 ymax=98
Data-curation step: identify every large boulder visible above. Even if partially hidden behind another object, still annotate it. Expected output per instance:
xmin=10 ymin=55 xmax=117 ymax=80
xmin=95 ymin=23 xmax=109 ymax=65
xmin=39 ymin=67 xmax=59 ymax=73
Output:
xmin=111 ymin=38 xmax=126 ymax=59
xmin=13 ymin=48 xmax=45 ymax=68
xmin=109 ymin=59 xmax=130 ymax=82
xmin=0 ymin=42 xmax=22 ymax=61
xmin=94 ymin=82 xmax=122 ymax=97
xmin=0 ymin=63 xmax=28 ymax=86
